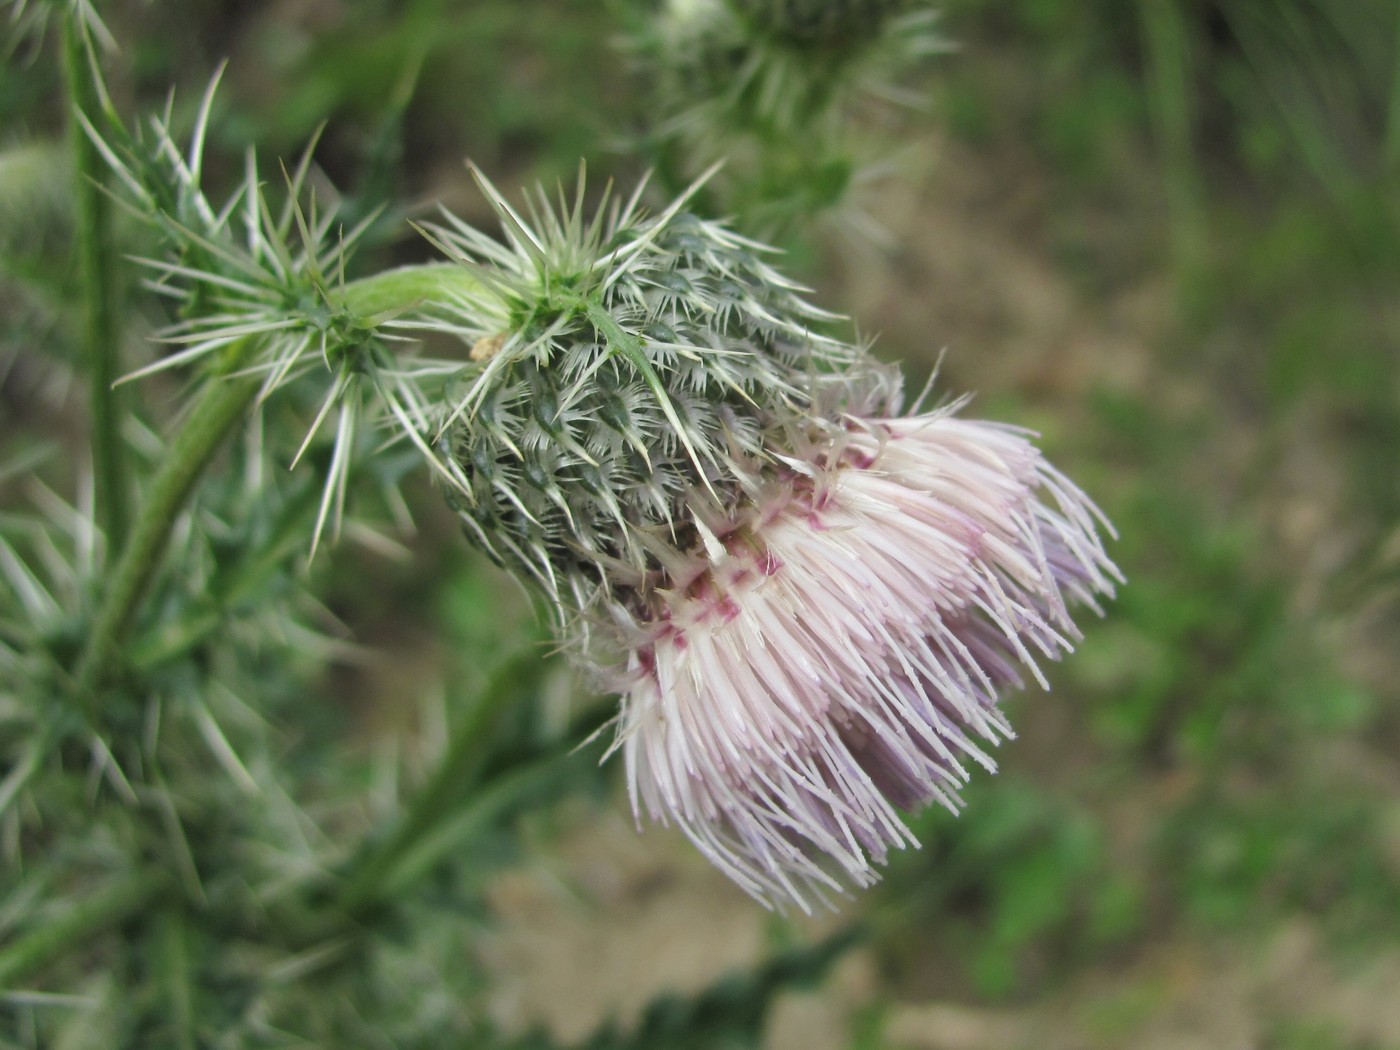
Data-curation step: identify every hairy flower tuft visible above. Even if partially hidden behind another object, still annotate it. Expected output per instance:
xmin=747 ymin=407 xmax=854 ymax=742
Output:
xmin=608 ymin=406 xmax=1120 ymax=909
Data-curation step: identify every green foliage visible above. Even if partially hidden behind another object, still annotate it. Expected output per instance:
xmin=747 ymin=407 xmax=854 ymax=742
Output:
xmin=0 ymin=419 xmax=589 ymax=1043
xmin=1081 ymin=463 xmax=1352 ymax=765
xmin=877 ymin=782 xmax=1139 ymax=999
xmin=1078 ymin=387 xmax=1392 ymax=945
xmin=866 ymin=0 xmax=1399 ymax=987
xmin=1160 ymin=788 xmax=1400 ymax=940
xmin=1266 ymin=1015 xmax=1390 ymax=1050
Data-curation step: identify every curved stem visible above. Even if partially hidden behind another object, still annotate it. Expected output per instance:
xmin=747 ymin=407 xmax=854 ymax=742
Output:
xmin=334 ymin=649 xmax=548 ymax=916
xmin=156 ymin=907 xmax=198 ymax=1050
xmin=339 ymin=263 xmax=474 ymax=319
xmin=73 ymin=371 xmax=261 ymax=710
xmin=1385 ymin=8 xmax=1400 ymax=174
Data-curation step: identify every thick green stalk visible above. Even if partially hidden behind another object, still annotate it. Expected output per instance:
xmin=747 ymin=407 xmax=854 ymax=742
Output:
xmin=1137 ymin=0 xmax=1203 ymax=272
xmin=72 ymin=370 xmax=261 ymax=709
xmin=62 ymin=17 xmax=129 ymax=550
xmin=378 ymin=745 xmax=589 ymax=902
xmin=156 ymin=909 xmax=198 ymax=1050
xmin=0 ymin=871 xmax=163 ymax=988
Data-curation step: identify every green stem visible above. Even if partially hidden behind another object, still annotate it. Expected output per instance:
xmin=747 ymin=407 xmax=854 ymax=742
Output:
xmin=73 ymin=370 xmax=261 ymax=710
xmin=379 ymin=744 xmax=589 ymax=902
xmin=339 ymin=263 xmax=476 ymax=319
xmin=157 ymin=909 xmax=197 ymax=1050
xmin=0 ymin=871 xmax=163 ymax=989
xmin=1137 ymin=0 xmax=1203 ymax=272
xmin=62 ymin=17 xmax=129 ymax=550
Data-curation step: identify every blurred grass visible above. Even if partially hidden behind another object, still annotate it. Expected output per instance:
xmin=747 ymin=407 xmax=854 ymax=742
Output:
xmin=2 ymin=0 xmax=1398 ymax=1045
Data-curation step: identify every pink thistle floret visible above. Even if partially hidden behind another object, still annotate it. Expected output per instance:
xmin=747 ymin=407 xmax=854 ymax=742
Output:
xmin=609 ymin=406 xmax=1121 ymax=910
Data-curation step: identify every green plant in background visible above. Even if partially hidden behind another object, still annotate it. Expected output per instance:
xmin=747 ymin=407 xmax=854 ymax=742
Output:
xmin=620 ymin=0 xmax=944 ymax=237
xmin=878 ymin=782 xmax=1141 ymax=999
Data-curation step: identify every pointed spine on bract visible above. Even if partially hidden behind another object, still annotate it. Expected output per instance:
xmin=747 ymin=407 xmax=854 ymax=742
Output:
xmin=422 ymin=168 xmax=882 ymax=633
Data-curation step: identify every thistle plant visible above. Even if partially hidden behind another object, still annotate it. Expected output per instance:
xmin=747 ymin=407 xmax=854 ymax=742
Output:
xmin=1 ymin=2 xmax=1120 ymax=1042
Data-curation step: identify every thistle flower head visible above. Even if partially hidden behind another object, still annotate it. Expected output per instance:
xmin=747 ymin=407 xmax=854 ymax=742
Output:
xmin=422 ymin=172 xmax=1119 ymax=910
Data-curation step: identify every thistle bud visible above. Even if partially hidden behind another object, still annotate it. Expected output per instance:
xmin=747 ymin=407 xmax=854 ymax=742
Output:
xmin=425 ymin=170 xmax=874 ymax=617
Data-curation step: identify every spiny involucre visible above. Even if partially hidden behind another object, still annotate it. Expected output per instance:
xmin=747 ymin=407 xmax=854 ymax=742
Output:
xmin=424 ymin=171 xmax=1119 ymax=910
xmin=421 ymin=167 xmax=881 ymax=621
